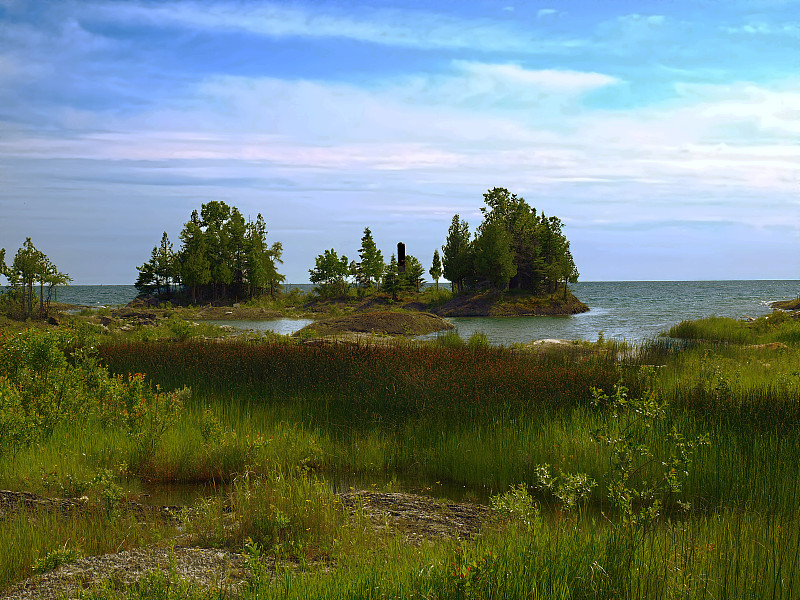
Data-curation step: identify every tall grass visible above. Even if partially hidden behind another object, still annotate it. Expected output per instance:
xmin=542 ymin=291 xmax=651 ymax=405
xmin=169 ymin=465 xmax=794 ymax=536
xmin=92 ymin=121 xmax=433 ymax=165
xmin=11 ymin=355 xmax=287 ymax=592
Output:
xmin=6 ymin=322 xmax=800 ymax=597
xmin=0 ymin=504 xmax=177 ymax=590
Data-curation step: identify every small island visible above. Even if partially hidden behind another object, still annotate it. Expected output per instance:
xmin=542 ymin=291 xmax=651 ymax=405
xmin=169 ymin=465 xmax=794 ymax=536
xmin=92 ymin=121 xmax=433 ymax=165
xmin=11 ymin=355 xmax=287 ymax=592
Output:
xmin=128 ymin=187 xmax=587 ymax=332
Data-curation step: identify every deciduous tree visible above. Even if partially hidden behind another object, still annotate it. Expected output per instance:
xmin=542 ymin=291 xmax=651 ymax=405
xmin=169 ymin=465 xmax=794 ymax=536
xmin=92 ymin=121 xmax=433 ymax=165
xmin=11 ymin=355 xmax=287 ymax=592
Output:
xmin=309 ymin=249 xmax=351 ymax=298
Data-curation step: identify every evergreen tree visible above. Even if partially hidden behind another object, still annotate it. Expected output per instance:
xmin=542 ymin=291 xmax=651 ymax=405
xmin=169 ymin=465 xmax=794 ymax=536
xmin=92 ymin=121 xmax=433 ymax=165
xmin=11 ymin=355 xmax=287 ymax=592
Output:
xmin=226 ymin=208 xmax=248 ymax=300
xmin=155 ymin=232 xmax=178 ymax=295
xmin=382 ymin=254 xmax=401 ymax=301
xmin=402 ymin=255 xmax=425 ymax=293
xmin=136 ymin=201 xmax=283 ymax=303
xmin=473 ymin=221 xmax=517 ymax=290
xmin=2 ymin=238 xmax=70 ymax=319
xmin=356 ymin=227 xmax=385 ymax=288
xmin=441 ymin=187 xmax=579 ymax=295
xmin=265 ymin=241 xmax=286 ymax=297
xmin=442 ymin=214 xmax=472 ymax=293
xmin=179 ymin=211 xmax=211 ymax=304
xmin=429 ymin=249 xmax=442 ymax=290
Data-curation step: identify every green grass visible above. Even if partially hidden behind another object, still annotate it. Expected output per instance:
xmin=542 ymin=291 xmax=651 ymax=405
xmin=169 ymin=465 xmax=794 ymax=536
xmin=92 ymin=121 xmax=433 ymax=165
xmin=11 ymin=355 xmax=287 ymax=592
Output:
xmin=0 ymin=503 xmax=177 ymax=590
xmin=4 ymin=319 xmax=800 ymax=597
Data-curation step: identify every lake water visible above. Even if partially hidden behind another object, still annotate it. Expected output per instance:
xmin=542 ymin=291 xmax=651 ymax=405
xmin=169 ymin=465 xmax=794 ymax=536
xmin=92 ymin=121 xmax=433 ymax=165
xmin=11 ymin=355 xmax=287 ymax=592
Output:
xmin=38 ymin=281 xmax=800 ymax=345
xmin=422 ymin=280 xmax=800 ymax=345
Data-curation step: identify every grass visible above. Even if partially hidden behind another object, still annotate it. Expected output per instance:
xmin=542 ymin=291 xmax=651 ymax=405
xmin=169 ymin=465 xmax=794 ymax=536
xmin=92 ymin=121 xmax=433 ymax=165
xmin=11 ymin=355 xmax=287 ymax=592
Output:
xmin=3 ymin=313 xmax=800 ymax=597
xmin=0 ymin=502 xmax=177 ymax=590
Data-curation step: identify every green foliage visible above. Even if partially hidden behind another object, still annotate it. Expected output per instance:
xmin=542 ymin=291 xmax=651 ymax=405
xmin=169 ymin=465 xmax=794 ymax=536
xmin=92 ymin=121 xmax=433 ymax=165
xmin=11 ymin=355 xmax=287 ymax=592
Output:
xmin=354 ymin=227 xmax=385 ymax=288
xmin=187 ymin=469 xmax=346 ymax=560
xmin=0 ymin=237 xmax=71 ymax=320
xmin=136 ymin=202 xmax=284 ymax=304
xmin=381 ymin=254 xmax=401 ymax=301
xmin=0 ymin=329 xmax=187 ymax=463
xmin=466 ymin=331 xmax=489 ymax=350
xmin=566 ymin=377 xmax=708 ymax=526
xmin=473 ymin=220 xmax=517 ymax=290
xmin=429 ymin=248 xmax=442 ymax=289
xmin=400 ymin=254 xmax=425 ymax=293
xmin=432 ymin=330 xmax=465 ymax=348
xmin=490 ymin=483 xmax=540 ymax=530
xmin=534 ymin=464 xmax=596 ymax=510
xmin=442 ymin=187 xmax=578 ymax=295
xmin=309 ymin=248 xmax=351 ymax=299
xmin=32 ymin=543 xmax=83 ymax=574
xmin=442 ymin=214 xmax=472 ymax=293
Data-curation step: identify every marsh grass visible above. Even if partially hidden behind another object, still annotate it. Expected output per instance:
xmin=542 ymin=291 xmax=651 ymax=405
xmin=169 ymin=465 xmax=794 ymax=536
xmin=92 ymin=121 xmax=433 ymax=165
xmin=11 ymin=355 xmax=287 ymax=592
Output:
xmin=186 ymin=468 xmax=353 ymax=561
xmin=6 ymin=322 xmax=800 ymax=597
xmin=667 ymin=311 xmax=800 ymax=345
xmin=0 ymin=503 xmax=177 ymax=590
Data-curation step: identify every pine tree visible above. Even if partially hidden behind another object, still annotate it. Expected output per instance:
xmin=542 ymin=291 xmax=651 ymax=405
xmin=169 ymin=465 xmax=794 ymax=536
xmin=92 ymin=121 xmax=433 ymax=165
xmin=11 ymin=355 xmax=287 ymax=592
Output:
xmin=442 ymin=214 xmax=472 ymax=293
xmin=179 ymin=212 xmax=211 ymax=304
xmin=429 ymin=249 xmax=442 ymax=290
xmin=382 ymin=254 xmax=401 ymax=301
xmin=474 ymin=221 xmax=517 ymax=290
xmin=356 ymin=227 xmax=385 ymax=288
xmin=2 ymin=238 xmax=70 ymax=319
xmin=402 ymin=255 xmax=425 ymax=293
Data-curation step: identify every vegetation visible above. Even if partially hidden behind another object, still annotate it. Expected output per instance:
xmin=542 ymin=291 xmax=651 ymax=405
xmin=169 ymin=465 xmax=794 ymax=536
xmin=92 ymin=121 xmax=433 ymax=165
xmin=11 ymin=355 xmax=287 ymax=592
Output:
xmin=443 ymin=187 xmax=579 ymax=295
xmin=0 ymin=238 xmax=71 ymax=320
xmin=135 ymin=201 xmax=285 ymax=303
xmin=4 ymin=311 xmax=800 ymax=597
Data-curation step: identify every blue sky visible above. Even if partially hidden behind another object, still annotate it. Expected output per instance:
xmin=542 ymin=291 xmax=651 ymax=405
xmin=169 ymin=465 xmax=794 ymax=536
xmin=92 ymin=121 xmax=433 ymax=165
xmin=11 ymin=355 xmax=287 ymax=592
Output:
xmin=1 ymin=0 xmax=799 ymax=284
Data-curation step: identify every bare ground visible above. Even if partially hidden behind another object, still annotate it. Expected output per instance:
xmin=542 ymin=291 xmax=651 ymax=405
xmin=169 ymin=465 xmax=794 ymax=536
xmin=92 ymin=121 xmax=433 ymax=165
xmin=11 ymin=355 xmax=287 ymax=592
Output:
xmin=0 ymin=490 xmax=491 ymax=599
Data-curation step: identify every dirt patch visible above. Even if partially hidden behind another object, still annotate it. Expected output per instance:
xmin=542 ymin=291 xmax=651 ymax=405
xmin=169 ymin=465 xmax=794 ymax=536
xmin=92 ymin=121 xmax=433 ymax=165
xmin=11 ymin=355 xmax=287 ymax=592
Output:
xmin=292 ymin=311 xmax=454 ymax=338
xmin=340 ymin=491 xmax=490 ymax=544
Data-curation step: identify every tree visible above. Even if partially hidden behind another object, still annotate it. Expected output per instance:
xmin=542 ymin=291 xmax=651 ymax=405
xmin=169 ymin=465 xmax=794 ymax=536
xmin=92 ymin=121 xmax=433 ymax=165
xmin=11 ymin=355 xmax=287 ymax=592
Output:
xmin=1 ymin=238 xmax=70 ymax=320
xmin=440 ymin=188 xmax=579 ymax=296
xmin=442 ymin=214 xmax=472 ymax=293
xmin=382 ymin=254 xmax=401 ymax=301
xmin=135 ymin=234 xmax=177 ymax=298
xmin=309 ymin=249 xmax=351 ymax=298
xmin=473 ymin=221 xmax=517 ymax=290
xmin=429 ymin=249 xmax=442 ymax=290
xmin=356 ymin=227 xmax=385 ymax=288
xmin=136 ymin=201 xmax=284 ymax=303
xmin=179 ymin=211 xmax=211 ymax=304
xmin=155 ymin=232 xmax=178 ymax=295
xmin=402 ymin=255 xmax=425 ymax=293
xmin=264 ymin=241 xmax=286 ymax=298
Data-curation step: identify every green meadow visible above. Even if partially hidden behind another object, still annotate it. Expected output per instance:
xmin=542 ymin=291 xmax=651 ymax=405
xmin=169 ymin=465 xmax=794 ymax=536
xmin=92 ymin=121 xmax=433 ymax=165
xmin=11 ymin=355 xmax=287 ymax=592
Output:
xmin=2 ymin=311 xmax=800 ymax=598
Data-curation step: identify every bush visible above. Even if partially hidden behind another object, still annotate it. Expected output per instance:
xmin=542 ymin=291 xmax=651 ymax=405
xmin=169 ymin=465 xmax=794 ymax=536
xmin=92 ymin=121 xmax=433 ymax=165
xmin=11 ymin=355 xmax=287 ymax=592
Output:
xmin=467 ymin=331 xmax=490 ymax=350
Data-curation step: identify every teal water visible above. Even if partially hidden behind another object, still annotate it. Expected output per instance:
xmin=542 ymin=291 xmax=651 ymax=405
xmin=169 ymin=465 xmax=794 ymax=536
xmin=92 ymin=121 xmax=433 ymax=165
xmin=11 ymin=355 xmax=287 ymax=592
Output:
xmin=423 ymin=280 xmax=800 ymax=345
xmin=29 ymin=281 xmax=800 ymax=344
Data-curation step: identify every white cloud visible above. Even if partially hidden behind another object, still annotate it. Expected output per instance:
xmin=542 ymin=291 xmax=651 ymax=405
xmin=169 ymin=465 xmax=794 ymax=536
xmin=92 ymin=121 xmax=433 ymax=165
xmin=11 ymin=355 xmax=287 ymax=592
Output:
xmin=83 ymin=0 xmax=581 ymax=53
xmin=453 ymin=61 xmax=620 ymax=93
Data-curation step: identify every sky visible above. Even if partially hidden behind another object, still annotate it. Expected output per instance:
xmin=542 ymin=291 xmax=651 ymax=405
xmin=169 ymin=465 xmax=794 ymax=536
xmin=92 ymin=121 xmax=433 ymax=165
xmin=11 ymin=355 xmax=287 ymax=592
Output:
xmin=1 ymin=0 xmax=799 ymax=284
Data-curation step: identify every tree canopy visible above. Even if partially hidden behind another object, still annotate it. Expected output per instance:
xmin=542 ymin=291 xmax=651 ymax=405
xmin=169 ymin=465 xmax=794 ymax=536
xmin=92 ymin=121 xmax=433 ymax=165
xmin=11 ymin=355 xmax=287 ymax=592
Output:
xmin=135 ymin=201 xmax=284 ymax=303
xmin=443 ymin=187 xmax=578 ymax=294
xmin=1 ymin=238 xmax=71 ymax=319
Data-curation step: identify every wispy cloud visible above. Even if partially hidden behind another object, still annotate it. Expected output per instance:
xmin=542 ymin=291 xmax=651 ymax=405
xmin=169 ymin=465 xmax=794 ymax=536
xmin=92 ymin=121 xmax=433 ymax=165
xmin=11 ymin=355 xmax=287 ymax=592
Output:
xmin=82 ymin=0 xmax=583 ymax=53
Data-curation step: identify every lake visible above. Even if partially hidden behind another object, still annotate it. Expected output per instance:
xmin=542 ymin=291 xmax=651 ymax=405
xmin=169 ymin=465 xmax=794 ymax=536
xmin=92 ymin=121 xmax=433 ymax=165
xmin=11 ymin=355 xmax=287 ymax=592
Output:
xmin=46 ymin=281 xmax=799 ymax=345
